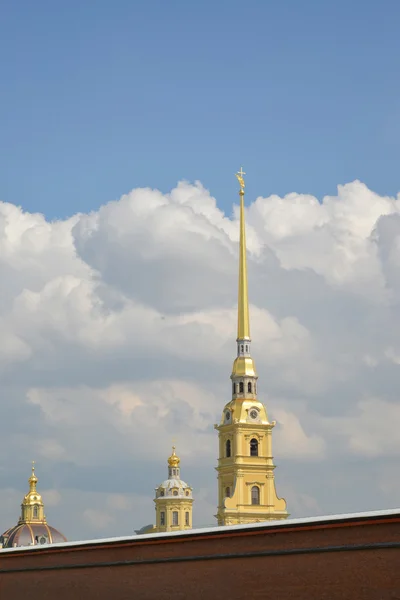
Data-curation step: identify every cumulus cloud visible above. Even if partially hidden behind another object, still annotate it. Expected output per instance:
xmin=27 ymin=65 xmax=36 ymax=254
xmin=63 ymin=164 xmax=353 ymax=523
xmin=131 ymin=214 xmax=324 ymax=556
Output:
xmin=0 ymin=179 xmax=399 ymax=541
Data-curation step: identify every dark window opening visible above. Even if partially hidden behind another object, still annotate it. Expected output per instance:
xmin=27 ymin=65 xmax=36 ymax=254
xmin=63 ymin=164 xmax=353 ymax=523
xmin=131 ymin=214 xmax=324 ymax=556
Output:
xmin=225 ymin=487 xmax=231 ymax=498
xmin=239 ymin=382 xmax=244 ymax=393
xmin=250 ymin=438 xmax=259 ymax=456
xmin=251 ymin=486 xmax=260 ymax=505
xmin=160 ymin=512 xmax=165 ymax=526
xmin=185 ymin=512 xmax=189 ymax=526
xmin=241 ymin=344 xmax=244 ymax=352
xmin=232 ymin=382 xmax=236 ymax=394
xmin=248 ymin=382 xmax=252 ymax=393
xmin=226 ymin=439 xmax=231 ymax=458
xmin=33 ymin=506 xmax=38 ymax=519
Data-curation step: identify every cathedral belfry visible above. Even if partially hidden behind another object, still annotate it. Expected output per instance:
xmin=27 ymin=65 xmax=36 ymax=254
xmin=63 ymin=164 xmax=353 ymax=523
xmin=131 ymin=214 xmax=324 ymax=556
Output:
xmin=215 ymin=169 xmax=288 ymax=526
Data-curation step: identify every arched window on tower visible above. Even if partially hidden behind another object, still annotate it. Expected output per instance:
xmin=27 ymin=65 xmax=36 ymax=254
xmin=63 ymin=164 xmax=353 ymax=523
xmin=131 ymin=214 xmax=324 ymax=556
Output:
xmin=248 ymin=382 xmax=252 ymax=393
xmin=160 ymin=512 xmax=165 ymax=526
xmin=241 ymin=344 xmax=244 ymax=352
xmin=172 ymin=511 xmax=179 ymax=526
xmin=250 ymin=438 xmax=259 ymax=456
xmin=239 ymin=382 xmax=244 ymax=394
xmin=245 ymin=345 xmax=249 ymax=352
xmin=232 ymin=382 xmax=236 ymax=395
xmin=185 ymin=512 xmax=190 ymax=526
xmin=226 ymin=439 xmax=231 ymax=458
xmin=251 ymin=486 xmax=260 ymax=505
xmin=225 ymin=486 xmax=231 ymax=498
xmin=33 ymin=505 xmax=38 ymax=519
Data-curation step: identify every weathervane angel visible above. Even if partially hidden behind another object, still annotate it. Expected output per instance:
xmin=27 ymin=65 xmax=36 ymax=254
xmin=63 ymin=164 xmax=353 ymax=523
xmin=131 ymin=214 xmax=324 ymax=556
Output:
xmin=235 ymin=167 xmax=246 ymax=190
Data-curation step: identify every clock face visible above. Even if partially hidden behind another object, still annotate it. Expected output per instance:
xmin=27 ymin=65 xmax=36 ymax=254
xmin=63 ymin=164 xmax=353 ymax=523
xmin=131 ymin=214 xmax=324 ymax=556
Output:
xmin=249 ymin=409 xmax=258 ymax=420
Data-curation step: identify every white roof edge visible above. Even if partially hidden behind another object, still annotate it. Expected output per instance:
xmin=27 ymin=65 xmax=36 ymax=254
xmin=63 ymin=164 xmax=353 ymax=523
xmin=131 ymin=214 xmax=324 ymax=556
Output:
xmin=2 ymin=506 xmax=400 ymax=554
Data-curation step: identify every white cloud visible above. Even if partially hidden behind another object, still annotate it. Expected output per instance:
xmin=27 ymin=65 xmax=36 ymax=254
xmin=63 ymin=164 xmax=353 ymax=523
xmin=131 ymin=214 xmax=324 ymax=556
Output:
xmin=0 ymin=179 xmax=400 ymax=541
xmin=327 ymin=397 xmax=400 ymax=458
xmin=273 ymin=409 xmax=326 ymax=460
xmin=82 ymin=508 xmax=115 ymax=532
xmin=41 ymin=489 xmax=62 ymax=507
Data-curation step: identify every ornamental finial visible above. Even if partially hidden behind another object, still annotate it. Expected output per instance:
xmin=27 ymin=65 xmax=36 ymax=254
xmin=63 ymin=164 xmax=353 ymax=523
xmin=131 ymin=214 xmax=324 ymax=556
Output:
xmin=29 ymin=461 xmax=38 ymax=488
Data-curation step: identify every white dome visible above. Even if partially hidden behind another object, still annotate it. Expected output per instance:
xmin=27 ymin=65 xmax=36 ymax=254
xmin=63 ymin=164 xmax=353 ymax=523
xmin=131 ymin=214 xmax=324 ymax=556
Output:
xmin=156 ymin=478 xmax=192 ymax=498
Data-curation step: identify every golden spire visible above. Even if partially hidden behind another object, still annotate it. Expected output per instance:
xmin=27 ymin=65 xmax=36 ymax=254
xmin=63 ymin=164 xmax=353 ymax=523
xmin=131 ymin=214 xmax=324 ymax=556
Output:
xmin=168 ymin=446 xmax=180 ymax=468
xmin=231 ymin=168 xmax=257 ymax=379
xmin=235 ymin=167 xmax=250 ymax=341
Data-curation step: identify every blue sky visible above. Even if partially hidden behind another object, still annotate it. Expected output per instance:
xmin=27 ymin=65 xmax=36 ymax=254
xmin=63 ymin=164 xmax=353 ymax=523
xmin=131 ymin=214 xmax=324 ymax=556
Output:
xmin=1 ymin=0 xmax=400 ymax=219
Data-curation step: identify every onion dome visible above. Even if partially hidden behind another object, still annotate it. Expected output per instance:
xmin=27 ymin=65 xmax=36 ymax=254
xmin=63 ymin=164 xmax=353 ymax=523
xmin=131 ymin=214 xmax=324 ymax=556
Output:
xmin=155 ymin=446 xmax=193 ymax=500
xmin=168 ymin=446 xmax=180 ymax=468
xmin=0 ymin=462 xmax=67 ymax=548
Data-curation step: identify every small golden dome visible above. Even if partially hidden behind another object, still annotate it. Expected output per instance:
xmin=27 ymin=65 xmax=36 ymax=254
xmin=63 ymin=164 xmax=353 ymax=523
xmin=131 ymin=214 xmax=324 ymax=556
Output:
xmin=168 ymin=446 xmax=180 ymax=468
xmin=22 ymin=462 xmax=44 ymax=510
xmin=29 ymin=464 xmax=38 ymax=486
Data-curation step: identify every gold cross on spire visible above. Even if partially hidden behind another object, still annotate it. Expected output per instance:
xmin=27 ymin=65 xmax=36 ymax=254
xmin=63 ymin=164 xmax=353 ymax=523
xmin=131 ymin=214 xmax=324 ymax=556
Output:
xmin=235 ymin=167 xmax=246 ymax=191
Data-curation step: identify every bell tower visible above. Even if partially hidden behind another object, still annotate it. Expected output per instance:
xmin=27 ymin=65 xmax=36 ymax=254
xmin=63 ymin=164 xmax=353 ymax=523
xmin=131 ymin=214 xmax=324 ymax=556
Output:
xmin=215 ymin=168 xmax=288 ymax=526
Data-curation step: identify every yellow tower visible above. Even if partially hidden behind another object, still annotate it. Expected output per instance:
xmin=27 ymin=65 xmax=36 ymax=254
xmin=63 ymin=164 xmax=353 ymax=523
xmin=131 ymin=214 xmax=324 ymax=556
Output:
xmin=153 ymin=447 xmax=194 ymax=532
xmin=215 ymin=168 xmax=288 ymax=526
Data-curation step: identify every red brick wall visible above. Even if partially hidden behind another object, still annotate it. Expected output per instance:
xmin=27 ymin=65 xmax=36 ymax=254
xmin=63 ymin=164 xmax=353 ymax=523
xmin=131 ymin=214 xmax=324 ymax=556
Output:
xmin=1 ymin=517 xmax=399 ymax=600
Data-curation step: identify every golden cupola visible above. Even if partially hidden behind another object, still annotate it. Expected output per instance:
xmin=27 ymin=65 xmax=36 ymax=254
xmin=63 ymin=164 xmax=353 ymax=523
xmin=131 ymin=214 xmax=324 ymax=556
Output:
xmin=168 ymin=446 xmax=181 ymax=469
xmin=0 ymin=462 xmax=67 ymax=548
xmin=20 ymin=462 xmax=45 ymax=523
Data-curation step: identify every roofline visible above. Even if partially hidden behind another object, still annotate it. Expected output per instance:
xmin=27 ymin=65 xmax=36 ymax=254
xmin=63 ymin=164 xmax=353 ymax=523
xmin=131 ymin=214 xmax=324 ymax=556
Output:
xmin=2 ymin=506 xmax=400 ymax=554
